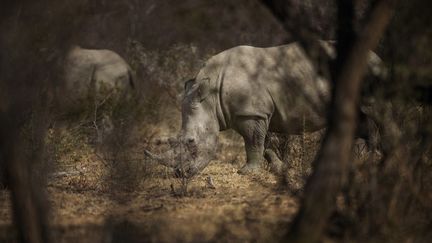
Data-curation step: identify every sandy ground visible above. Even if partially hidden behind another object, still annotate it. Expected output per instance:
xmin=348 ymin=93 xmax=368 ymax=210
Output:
xmin=0 ymin=131 xmax=300 ymax=243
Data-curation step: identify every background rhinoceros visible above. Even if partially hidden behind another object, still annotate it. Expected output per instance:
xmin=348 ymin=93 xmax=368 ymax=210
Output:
xmin=62 ymin=46 xmax=136 ymax=142
xmin=63 ymin=45 xmax=135 ymax=106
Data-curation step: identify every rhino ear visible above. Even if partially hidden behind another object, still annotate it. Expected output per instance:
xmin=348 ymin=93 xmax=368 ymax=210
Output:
xmin=184 ymin=78 xmax=196 ymax=91
xmin=184 ymin=78 xmax=198 ymax=97
xmin=197 ymin=77 xmax=211 ymax=102
xmin=184 ymin=77 xmax=211 ymax=102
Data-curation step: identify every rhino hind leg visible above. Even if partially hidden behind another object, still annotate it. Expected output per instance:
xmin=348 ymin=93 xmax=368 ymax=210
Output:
xmin=356 ymin=110 xmax=382 ymax=157
xmin=235 ymin=118 xmax=269 ymax=175
xmin=264 ymin=149 xmax=285 ymax=176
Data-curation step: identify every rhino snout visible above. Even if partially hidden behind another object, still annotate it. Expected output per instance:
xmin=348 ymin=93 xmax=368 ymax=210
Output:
xmin=174 ymin=164 xmax=199 ymax=178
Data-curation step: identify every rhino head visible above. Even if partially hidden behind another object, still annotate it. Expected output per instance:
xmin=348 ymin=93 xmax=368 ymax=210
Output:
xmin=145 ymin=77 xmax=219 ymax=178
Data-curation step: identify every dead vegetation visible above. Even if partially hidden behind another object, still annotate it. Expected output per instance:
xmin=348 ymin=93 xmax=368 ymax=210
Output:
xmin=1 ymin=0 xmax=431 ymax=242
xmin=1 ymin=45 xmax=431 ymax=242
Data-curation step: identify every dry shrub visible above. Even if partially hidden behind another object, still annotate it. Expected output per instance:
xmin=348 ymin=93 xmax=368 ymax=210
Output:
xmin=126 ymin=40 xmax=204 ymax=104
xmin=265 ymin=131 xmax=323 ymax=192
xmin=121 ymin=40 xmax=209 ymax=141
xmin=44 ymin=40 xmax=209 ymax=194
xmin=115 ymin=40 xmax=215 ymax=196
xmin=45 ymin=120 xmax=103 ymax=191
xmin=332 ymin=101 xmax=432 ymax=242
xmin=263 ymin=98 xmax=432 ymax=242
xmin=98 ymin=115 xmax=149 ymax=192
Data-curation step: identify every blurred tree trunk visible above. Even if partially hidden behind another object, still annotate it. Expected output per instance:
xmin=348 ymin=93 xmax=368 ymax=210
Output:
xmin=0 ymin=1 xmax=85 ymax=242
xmin=0 ymin=124 xmax=49 ymax=243
xmin=0 ymin=2 xmax=51 ymax=239
xmin=284 ymin=1 xmax=393 ymax=242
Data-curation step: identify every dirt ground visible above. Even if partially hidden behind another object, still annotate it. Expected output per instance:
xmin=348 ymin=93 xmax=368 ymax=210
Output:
xmin=0 ymin=130 xmax=301 ymax=243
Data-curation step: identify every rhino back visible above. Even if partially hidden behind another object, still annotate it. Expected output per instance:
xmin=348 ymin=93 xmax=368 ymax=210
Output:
xmin=64 ymin=48 xmax=132 ymax=101
xmin=202 ymin=44 xmax=330 ymax=133
xmin=91 ymin=50 xmax=131 ymax=91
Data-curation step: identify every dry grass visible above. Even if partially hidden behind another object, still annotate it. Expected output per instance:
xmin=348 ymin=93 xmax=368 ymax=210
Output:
xmin=1 ymin=124 xmax=299 ymax=242
xmin=1 ymin=41 xmax=431 ymax=243
xmin=0 ymin=74 xmax=301 ymax=241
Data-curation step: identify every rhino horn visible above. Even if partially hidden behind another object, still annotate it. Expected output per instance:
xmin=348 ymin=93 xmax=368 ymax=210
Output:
xmin=144 ymin=149 xmax=180 ymax=168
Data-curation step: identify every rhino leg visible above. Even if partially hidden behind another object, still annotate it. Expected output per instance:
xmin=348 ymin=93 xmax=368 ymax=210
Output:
xmin=264 ymin=149 xmax=285 ymax=176
xmin=235 ymin=118 xmax=269 ymax=174
xmin=356 ymin=111 xmax=380 ymax=153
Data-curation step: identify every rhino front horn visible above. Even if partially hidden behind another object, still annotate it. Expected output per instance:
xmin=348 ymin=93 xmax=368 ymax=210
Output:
xmin=144 ymin=149 xmax=179 ymax=168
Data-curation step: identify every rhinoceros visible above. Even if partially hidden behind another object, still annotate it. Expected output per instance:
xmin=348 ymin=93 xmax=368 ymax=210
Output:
xmin=145 ymin=41 xmax=386 ymax=177
xmin=63 ymin=45 xmax=135 ymax=107
xmin=63 ymin=46 xmax=136 ymax=141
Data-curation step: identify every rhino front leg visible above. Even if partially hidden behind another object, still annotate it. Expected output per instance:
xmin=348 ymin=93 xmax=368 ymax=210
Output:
xmin=235 ymin=118 xmax=269 ymax=174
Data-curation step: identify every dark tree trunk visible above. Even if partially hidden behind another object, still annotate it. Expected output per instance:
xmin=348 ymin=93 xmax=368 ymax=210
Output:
xmin=284 ymin=1 xmax=394 ymax=242
xmin=0 ymin=1 xmax=85 ymax=242
xmin=0 ymin=125 xmax=49 ymax=243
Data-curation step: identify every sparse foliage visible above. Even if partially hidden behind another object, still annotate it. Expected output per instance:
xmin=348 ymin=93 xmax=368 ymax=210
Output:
xmin=0 ymin=0 xmax=431 ymax=242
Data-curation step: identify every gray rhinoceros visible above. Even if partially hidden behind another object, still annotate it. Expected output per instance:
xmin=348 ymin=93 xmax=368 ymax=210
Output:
xmin=63 ymin=46 xmax=136 ymax=141
xmin=145 ymin=41 xmax=386 ymax=177
xmin=63 ymin=45 xmax=135 ymax=107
